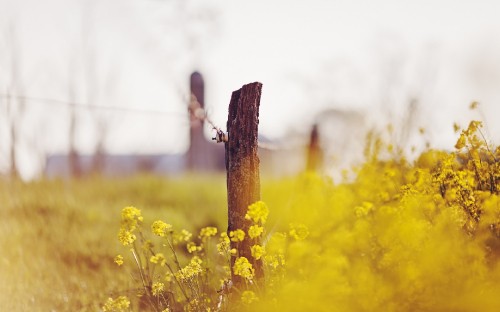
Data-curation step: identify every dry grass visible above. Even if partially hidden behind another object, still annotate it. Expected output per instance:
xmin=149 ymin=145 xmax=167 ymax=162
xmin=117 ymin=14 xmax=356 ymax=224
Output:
xmin=0 ymin=175 xmax=227 ymax=311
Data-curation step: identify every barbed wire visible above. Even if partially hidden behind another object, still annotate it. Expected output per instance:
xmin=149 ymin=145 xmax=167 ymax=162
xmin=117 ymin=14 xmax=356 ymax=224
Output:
xmin=187 ymin=93 xmax=283 ymax=150
xmin=188 ymin=93 xmax=228 ymax=143
xmin=0 ymin=94 xmax=189 ymax=118
xmin=0 ymin=93 xmax=290 ymax=151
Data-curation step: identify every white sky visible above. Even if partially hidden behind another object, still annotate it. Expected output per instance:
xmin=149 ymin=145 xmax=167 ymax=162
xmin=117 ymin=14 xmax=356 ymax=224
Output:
xmin=1 ymin=0 xmax=500 ymax=178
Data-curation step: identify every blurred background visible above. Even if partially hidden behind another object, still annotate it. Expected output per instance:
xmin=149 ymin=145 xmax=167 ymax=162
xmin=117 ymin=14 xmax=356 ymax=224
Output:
xmin=1 ymin=0 xmax=500 ymax=180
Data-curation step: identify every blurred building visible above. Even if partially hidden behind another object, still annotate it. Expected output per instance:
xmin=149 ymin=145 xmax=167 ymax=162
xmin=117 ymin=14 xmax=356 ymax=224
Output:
xmin=45 ymin=154 xmax=186 ymax=178
xmin=44 ymin=72 xmax=365 ymax=179
xmin=44 ymin=72 xmax=225 ymax=178
xmin=45 ymin=107 xmax=366 ymax=178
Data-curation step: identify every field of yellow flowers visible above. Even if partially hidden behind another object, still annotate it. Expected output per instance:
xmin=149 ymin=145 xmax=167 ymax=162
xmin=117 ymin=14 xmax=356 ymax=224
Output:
xmin=3 ymin=120 xmax=500 ymax=311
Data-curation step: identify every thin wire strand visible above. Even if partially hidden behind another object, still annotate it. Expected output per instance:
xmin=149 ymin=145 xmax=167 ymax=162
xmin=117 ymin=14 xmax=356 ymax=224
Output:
xmin=0 ymin=94 xmax=188 ymax=117
xmin=0 ymin=92 xmax=287 ymax=151
xmin=187 ymin=92 xmax=287 ymax=150
xmin=188 ymin=93 xmax=228 ymax=143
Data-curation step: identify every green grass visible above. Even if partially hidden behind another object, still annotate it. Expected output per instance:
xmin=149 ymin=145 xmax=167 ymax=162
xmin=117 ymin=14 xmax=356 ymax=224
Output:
xmin=0 ymin=175 xmax=228 ymax=311
xmin=4 ymin=133 xmax=500 ymax=312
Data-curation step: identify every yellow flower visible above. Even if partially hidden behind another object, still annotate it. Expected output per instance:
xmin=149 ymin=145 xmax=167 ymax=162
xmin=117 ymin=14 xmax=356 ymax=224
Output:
xmin=467 ymin=120 xmax=482 ymax=134
xmin=150 ymin=253 xmax=166 ymax=266
xmin=248 ymin=225 xmax=264 ymax=239
xmin=175 ymin=256 xmax=203 ymax=281
xmin=241 ymin=290 xmax=258 ymax=304
xmin=102 ymin=295 xmax=130 ymax=312
xmin=187 ymin=242 xmax=202 ymax=253
xmin=217 ymin=233 xmax=230 ymax=255
xmin=114 ymin=254 xmax=124 ymax=266
xmin=121 ymin=206 xmax=143 ymax=230
xmin=181 ymin=229 xmax=192 ymax=241
xmin=118 ymin=228 xmax=136 ymax=246
xmin=233 ymin=257 xmax=254 ymax=280
xmin=152 ymin=282 xmax=164 ymax=296
xmin=455 ymin=133 xmax=466 ymax=149
xmin=229 ymin=229 xmax=245 ymax=242
xmin=151 ymin=220 xmax=172 ymax=237
xmin=245 ymin=201 xmax=269 ymax=224
xmin=289 ymin=223 xmax=309 ymax=240
xmin=199 ymin=226 xmax=218 ymax=238
xmin=355 ymin=202 xmax=374 ymax=218
xmin=186 ymin=299 xmax=200 ymax=312
xmin=251 ymin=244 xmax=265 ymax=260
xmin=165 ymin=272 xmax=173 ymax=282
xmin=118 ymin=206 xmax=142 ymax=246
xmin=264 ymin=254 xmax=286 ymax=269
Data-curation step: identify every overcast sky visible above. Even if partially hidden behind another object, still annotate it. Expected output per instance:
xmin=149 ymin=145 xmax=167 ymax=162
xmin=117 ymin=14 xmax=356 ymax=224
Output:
xmin=1 ymin=0 xmax=500 ymax=178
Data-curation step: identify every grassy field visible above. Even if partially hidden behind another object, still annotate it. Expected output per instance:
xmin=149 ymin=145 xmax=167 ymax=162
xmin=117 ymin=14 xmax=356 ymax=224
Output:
xmin=0 ymin=175 xmax=228 ymax=311
xmin=3 ymin=121 xmax=500 ymax=311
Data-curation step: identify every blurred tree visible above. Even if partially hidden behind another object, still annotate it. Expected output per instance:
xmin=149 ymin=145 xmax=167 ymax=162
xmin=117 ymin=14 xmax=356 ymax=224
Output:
xmin=148 ymin=0 xmax=219 ymax=112
xmin=1 ymin=25 xmax=25 ymax=179
xmin=78 ymin=0 xmax=119 ymax=176
xmin=374 ymin=38 xmax=439 ymax=150
xmin=78 ymin=0 xmax=217 ymax=176
xmin=67 ymin=57 xmax=82 ymax=178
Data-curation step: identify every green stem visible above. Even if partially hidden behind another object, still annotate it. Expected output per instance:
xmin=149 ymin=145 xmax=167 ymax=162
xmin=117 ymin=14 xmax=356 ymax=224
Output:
xmin=131 ymin=246 xmax=149 ymax=295
xmin=166 ymin=234 xmax=182 ymax=271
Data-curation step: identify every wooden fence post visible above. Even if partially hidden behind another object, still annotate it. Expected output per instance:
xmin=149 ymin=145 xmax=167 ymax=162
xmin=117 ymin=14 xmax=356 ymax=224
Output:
xmin=225 ymin=82 xmax=263 ymax=285
xmin=306 ymin=123 xmax=322 ymax=172
xmin=187 ymin=71 xmax=206 ymax=171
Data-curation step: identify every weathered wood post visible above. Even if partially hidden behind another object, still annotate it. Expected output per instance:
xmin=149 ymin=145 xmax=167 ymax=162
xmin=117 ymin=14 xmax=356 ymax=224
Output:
xmin=306 ymin=123 xmax=323 ymax=172
xmin=187 ymin=71 xmax=207 ymax=171
xmin=225 ymin=82 xmax=264 ymax=285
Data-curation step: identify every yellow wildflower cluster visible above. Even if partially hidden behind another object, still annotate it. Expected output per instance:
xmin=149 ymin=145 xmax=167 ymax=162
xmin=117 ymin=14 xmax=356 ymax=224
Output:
xmin=250 ymin=244 xmax=265 ymax=260
xmin=245 ymin=200 xmax=269 ymax=224
xmin=170 ymin=228 xmax=194 ymax=245
xmin=164 ymin=272 xmax=173 ymax=282
xmin=263 ymin=253 xmax=286 ymax=270
xmin=175 ymin=256 xmax=203 ymax=282
xmin=112 ymin=207 xmax=221 ymax=311
xmin=199 ymin=226 xmax=218 ymax=238
xmin=108 ymin=119 xmax=500 ymax=311
xmin=433 ymin=120 xmax=500 ymax=230
xmin=217 ymin=232 xmax=231 ymax=255
xmin=229 ymin=229 xmax=245 ymax=242
xmin=152 ymin=281 xmax=165 ymax=296
xmin=102 ymin=295 xmax=130 ymax=312
xmin=114 ymin=254 xmax=124 ymax=266
xmin=240 ymin=290 xmax=258 ymax=304
xmin=150 ymin=253 xmax=166 ymax=266
xmin=186 ymin=242 xmax=202 ymax=253
xmin=288 ymin=223 xmax=309 ymax=240
xmin=354 ymin=201 xmax=374 ymax=218
xmin=121 ymin=206 xmax=143 ymax=226
xmin=248 ymin=224 xmax=264 ymax=239
xmin=247 ymin=120 xmax=500 ymax=311
xmin=179 ymin=229 xmax=192 ymax=242
xmin=117 ymin=228 xmax=136 ymax=246
xmin=233 ymin=256 xmax=255 ymax=280
xmin=151 ymin=220 xmax=172 ymax=237
xmin=118 ymin=206 xmax=142 ymax=246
